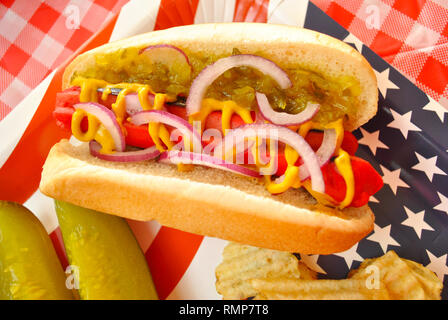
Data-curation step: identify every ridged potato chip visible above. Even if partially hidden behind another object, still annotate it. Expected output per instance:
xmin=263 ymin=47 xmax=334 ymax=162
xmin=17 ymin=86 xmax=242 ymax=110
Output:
xmin=215 ymin=242 xmax=316 ymax=299
xmin=215 ymin=245 xmax=442 ymax=300
xmin=349 ymin=251 xmax=441 ymax=300
xmin=404 ymin=259 xmax=442 ymax=299
xmin=251 ymin=278 xmax=390 ymax=300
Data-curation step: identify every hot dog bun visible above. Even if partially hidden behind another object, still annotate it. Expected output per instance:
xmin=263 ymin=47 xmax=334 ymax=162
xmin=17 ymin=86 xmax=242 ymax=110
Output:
xmin=40 ymin=140 xmax=374 ymax=254
xmin=63 ymin=23 xmax=377 ymax=131
xmin=40 ymin=23 xmax=379 ymax=254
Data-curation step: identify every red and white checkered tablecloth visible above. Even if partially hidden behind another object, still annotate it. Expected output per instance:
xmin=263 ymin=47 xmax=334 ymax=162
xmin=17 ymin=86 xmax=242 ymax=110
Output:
xmin=314 ymin=0 xmax=448 ymax=109
xmin=0 ymin=0 xmax=128 ymax=120
xmin=0 ymin=0 xmax=447 ymax=122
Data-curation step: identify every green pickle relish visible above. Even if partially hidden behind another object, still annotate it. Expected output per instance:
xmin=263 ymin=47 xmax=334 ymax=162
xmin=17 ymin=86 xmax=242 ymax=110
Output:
xmin=73 ymin=46 xmax=361 ymax=125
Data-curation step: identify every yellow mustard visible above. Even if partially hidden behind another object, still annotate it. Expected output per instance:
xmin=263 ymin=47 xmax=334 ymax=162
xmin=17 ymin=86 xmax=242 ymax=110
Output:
xmin=262 ymin=118 xmax=355 ymax=208
xmin=262 ymin=145 xmax=301 ymax=194
xmin=147 ymin=93 xmax=171 ymax=152
xmin=334 ymin=149 xmax=355 ymax=209
xmin=71 ymin=78 xmax=158 ymax=152
xmin=71 ymin=109 xmax=99 ymax=141
xmin=190 ymin=98 xmax=253 ymax=134
xmin=72 ymin=78 xmax=108 ymax=103
xmin=302 ymin=149 xmax=355 ymax=209
xmin=264 ymin=166 xmax=299 ymax=194
xmin=71 ymin=110 xmax=115 ymax=153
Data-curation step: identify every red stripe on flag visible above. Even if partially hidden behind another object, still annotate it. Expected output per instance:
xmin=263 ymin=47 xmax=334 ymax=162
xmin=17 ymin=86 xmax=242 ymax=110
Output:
xmin=154 ymin=0 xmax=200 ymax=30
xmin=145 ymin=227 xmax=203 ymax=300
xmin=234 ymin=0 xmax=268 ymax=22
xmin=49 ymin=226 xmax=69 ymax=271
xmin=0 ymin=15 xmax=119 ymax=204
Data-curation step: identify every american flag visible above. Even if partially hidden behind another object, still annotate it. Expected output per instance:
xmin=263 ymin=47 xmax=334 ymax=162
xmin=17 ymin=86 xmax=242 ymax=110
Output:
xmin=300 ymin=3 xmax=448 ymax=300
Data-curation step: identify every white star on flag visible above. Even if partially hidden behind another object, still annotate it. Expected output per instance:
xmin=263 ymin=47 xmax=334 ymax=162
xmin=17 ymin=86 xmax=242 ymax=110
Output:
xmin=412 ymin=152 xmax=446 ymax=182
xmin=367 ymin=224 xmax=400 ymax=253
xmin=387 ymin=109 xmax=422 ymax=139
xmin=425 ymin=250 xmax=448 ymax=281
xmin=333 ymin=243 xmax=363 ymax=269
xmin=380 ymin=165 xmax=410 ymax=195
xmin=434 ymin=192 xmax=448 ymax=214
xmin=358 ymin=128 xmax=389 ymax=155
xmin=299 ymin=254 xmax=327 ymax=274
xmin=343 ymin=33 xmax=363 ymax=51
xmin=374 ymin=68 xmax=399 ymax=98
xmin=423 ymin=98 xmax=448 ymax=122
xmin=369 ymin=195 xmax=379 ymax=203
xmin=402 ymin=206 xmax=434 ymax=239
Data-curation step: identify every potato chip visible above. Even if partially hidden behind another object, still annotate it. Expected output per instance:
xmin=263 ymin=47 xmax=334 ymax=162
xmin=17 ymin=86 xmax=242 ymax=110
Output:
xmin=403 ymin=259 xmax=442 ymax=300
xmin=251 ymin=278 xmax=390 ymax=300
xmin=215 ymin=242 xmax=316 ymax=299
xmin=215 ymin=245 xmax=442 ymax=300
xmin=349 ymin=250 xmax=441 ymax=300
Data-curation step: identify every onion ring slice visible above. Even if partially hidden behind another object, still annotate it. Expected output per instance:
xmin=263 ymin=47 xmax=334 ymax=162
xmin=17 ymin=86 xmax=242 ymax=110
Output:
xmin=74 ymin=102 xmax=125 ymax=152
xmin=186 ymin=54 xmax=292 ymax=116
xmin=214 ymin=123 xmax=325 ymax=193
xmin=159 ymin=151 xmax=260 ymax=178
xmin=89 ymin=141 xmax=160 ymax=162
xmin=131 ymin=110 xmax=202 ymax=153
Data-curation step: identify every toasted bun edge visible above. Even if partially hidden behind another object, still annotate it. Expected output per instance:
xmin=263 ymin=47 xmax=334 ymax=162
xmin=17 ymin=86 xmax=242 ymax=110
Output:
xmin=39 ymin=140 xmax=374 ymax=254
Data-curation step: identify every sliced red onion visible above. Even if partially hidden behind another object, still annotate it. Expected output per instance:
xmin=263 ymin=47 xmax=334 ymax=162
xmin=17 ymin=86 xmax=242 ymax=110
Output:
xmin=159 ymin=151 xmax=260 ymax=178
xmin=256 ymin=92 xmax=319 ymax=126
xmin=298 ymin=128 xmax=337 ymax=181
xmin=186 ymin=54 xmax=292 ymax=116
xmin=214 ymin=123 xmax=325 ymax=193
xmin=130 ymin=110 xmax=202 ymax=153
xmin=124 ymin=93 xmax=155 ymax=116
xmin=74 ymin=102 xmax=125 ymax=152
xmin=89 ymin=141 xmax=159 ymax=162
xmin=140 ymin=44 xmax=192 ymax=75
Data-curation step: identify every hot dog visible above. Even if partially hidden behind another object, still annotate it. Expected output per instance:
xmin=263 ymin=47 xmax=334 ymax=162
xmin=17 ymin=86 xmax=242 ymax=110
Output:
xmin=40 ymin=23 xmax=382 ymax=254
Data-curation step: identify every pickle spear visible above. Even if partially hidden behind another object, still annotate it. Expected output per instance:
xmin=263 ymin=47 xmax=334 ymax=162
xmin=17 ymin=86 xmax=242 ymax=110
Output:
xmin=54 ymin=200 xmax=158 ymax=300
xmin=0 ymin=201 xmax=73 ymax=300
